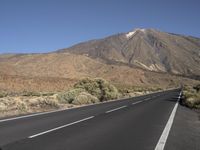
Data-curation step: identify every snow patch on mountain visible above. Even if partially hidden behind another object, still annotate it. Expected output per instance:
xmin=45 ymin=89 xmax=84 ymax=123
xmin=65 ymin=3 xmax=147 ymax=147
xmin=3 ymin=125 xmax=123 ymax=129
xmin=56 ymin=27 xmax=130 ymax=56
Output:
xmin=126 ymin=28 xmax=145 ymax=38
xmin=126 ymin=31 xmax=136 ymax=38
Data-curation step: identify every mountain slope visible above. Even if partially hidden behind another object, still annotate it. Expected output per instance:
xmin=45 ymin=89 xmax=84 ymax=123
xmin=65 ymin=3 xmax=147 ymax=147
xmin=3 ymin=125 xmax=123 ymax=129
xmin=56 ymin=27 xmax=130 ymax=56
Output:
xmin=58 ymin=28 xmax=200 ymax=76
xmin=0 ymin=28 xmax=200 ymax=93
xmin=0 ymin=52 xmax=199 ymax=93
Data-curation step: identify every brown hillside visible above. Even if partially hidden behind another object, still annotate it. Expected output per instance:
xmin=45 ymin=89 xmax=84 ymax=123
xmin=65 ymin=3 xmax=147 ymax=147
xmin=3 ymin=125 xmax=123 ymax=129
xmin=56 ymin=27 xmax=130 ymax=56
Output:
xmin=58 ymin=28 xmax=200 ymax=77
xmin=0 ymin=52 xmax=199 ymax=93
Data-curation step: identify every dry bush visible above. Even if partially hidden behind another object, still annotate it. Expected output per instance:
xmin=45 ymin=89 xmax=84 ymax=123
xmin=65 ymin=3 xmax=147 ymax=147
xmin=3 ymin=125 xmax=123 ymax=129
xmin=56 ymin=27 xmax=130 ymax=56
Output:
xmin=0 ymin=91 xmax=8 ymax=98
xmin=183 ymin=85 xmax=200 ymax=109
xmin=74 ymin=78 xmax=119 ymax=101
xmin=72 ymin=92 xmax=99 ymax=105
xmin=57 ymin=78 xmax=119 ymax=105
xmin=0 ymin=95 xmax=61 ymax=118
xmin=57 ymin=88 xmax=85 ymax=103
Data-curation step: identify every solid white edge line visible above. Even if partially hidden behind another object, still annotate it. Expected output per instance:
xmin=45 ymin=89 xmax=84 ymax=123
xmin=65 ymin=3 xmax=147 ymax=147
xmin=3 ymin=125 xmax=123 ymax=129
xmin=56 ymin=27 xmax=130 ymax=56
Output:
xmin=105 ymin=105 xmax=127 ymax=113
xmin=28 ymin=116 xmax=94 ymax=138
xmin=154 ymin=92 xmax=181 ymax=150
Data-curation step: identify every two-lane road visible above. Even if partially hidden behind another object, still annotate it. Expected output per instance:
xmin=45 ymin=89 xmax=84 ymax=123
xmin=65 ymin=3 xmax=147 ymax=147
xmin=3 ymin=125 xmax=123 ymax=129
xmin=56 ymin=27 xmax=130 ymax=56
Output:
xmin=0 ymin=89 xmax=181 ymax=150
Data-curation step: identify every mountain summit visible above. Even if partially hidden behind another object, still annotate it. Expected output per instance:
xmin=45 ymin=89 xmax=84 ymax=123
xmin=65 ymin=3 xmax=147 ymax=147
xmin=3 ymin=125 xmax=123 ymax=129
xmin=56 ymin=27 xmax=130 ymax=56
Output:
xmin=58 ymin=28 xmax=200 ymax=77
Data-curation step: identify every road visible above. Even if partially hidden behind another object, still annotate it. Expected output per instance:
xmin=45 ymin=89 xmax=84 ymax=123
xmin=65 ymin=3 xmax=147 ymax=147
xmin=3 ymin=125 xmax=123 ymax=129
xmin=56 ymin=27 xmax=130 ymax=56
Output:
xmin=0 ymin=89 xmax=181 ymax=150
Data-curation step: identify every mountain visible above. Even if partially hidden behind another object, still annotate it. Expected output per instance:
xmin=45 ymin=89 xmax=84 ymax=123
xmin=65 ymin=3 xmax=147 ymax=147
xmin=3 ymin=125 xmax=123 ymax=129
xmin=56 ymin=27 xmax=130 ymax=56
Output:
xmin=58 ymin=28 xmax=200 ymax=77
xmin=0 ymin=28 xmax=200 ymax=93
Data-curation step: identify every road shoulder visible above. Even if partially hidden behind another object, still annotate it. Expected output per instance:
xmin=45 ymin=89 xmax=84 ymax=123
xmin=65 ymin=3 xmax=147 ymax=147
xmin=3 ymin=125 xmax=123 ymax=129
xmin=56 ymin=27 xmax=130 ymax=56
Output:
xmin=165 ymin=105 xmax=200 ymax=150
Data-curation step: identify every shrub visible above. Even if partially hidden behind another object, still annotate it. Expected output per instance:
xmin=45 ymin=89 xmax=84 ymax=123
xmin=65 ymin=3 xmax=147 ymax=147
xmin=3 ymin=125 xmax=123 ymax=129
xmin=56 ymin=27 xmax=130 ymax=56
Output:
xmin=57 ymin=78 xmax=119 ymax=104
xmin=38 ymin=97 xmax=60 ymax=108
xmin=193 ymin=84 xmax=200 ymax=92
xmin=74 ymin=78 xmax=102 ymax=99
xmin=74 ymin=78 xmax=119 ymax=101
xmin=16 ymin=101 xmax=28 ymax=112
xmin=72 ymin=92 xmax=99 ymax=105
xmin=0 ymin=92 xmax=8 ymax=98
xmin=57 ymin=88 xmax=85 ymax=103
xmin=183 ymin=86 xmax=200 ymax=109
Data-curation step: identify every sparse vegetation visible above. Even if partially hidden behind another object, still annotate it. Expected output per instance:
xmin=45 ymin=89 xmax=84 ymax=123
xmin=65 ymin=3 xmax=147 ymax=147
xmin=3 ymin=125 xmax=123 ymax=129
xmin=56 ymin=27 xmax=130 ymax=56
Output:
xmin=0 ymin=91 xmax=8 ymax=98
xmin=22 ymin=91 xmax=41 ymax=97
xmin=0 ymin=95 xmax=66 ymax=118
xmin=22 ymin=91 xmax=55 ymax=97
xmin=37 ymin=97 xmax=60 ymax=108
xmin=17 ymin=101 xmax=28 ymax=112
xmin=57 ymin=88 xmax=85 ymax=103
xmin=182 ymin=84 xmax=200 ymax=109
xmin=74 ymin=78 xmax=120 ymax=101
xmin=116 ymin=84 xmax=163 ymax=97
xmin=41 ymin=92 xmax=55 ymax=96
xmin=0 ymin=77 xmax=172 ymax=118
xmin=72 ymin=92 xmax=99 ymax=105
xmin=57 ymin=78 xmax=120 ymax=105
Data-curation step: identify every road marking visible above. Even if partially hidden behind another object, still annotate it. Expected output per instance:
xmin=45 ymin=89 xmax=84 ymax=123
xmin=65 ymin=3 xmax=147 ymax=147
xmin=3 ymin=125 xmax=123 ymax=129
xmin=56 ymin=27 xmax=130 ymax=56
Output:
xmin=28 ymin=116 xmax=94 ymax=138
xmin=154 ymin=92 xmax=181 ymax=150
xmin=106 ymin=105 xmax=127 ymax=113
xmin=0 ymin=88 xmax=180 ymax=123
xmin=178 ymin=91 xmax=182 ymax=99
xmin=132 ymin=101 xmax=142 ymax=105
xmin=144 ymin=98 xmax=151 ymax=101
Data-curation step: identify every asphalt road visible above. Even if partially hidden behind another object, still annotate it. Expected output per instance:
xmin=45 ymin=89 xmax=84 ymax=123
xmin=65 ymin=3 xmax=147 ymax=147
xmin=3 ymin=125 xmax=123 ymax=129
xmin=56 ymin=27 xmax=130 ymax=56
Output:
xmin=0 ymin=89 xmax=181 ymax=150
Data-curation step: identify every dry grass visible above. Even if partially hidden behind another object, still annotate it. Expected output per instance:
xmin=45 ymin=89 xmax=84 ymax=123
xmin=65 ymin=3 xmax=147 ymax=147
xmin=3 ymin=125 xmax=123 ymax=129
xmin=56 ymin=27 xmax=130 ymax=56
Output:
xmin=0 ymin=95 xmax=75 ymax=118
xmin=115 ymin=84 xmax=163 ymax=98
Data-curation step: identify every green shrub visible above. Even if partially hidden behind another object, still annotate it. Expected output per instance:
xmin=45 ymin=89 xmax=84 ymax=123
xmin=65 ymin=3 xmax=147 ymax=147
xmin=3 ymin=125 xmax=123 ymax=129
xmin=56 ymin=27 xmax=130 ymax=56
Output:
xmin=0 ymin=92 xmax=8 ymax=98
xmin=72 ymin=92 xmax=99 ymax=105
xmin=57 ymin=78 xmax=119 ymax=104
xmin=57 ymin=88 xmax=85 ymax=103
xmin=74 ymin=78 xmax=102 ymax=99
xmin=74 ymin=78 xmax=119 ymax=101
xmin=183 ymin=86 xmax=200 ymax=109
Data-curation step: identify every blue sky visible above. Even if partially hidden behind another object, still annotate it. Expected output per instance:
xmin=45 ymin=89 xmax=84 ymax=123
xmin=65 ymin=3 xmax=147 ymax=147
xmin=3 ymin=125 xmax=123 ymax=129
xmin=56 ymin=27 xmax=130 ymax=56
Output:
xmin=0 ymin=0 xmax=199 ymax=54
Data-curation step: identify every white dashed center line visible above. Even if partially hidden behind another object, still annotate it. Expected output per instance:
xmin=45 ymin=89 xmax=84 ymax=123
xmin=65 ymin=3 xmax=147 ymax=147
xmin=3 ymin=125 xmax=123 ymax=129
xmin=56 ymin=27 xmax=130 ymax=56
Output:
xmin=132 ymin=101 xmax=143 ymax=105
xmin=29 ymin=116 xmax=94 ymax=138
xmin=144 ymin=98 xmax=151 ymax=101
xmin=106 ymin=106 xmax=127 ymax=113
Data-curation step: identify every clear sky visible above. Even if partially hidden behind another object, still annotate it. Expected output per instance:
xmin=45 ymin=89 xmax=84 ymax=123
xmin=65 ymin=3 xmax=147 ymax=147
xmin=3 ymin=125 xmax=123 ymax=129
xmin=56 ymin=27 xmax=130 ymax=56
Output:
xmin=0 ymin=0 xmax=199 ymax=54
